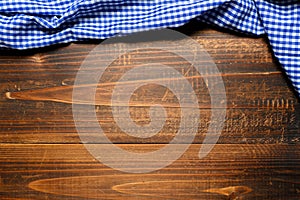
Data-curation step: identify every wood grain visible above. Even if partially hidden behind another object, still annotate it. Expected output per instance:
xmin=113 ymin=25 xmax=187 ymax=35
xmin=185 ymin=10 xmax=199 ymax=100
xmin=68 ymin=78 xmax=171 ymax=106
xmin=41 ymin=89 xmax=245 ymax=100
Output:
xmin=1 ymin=144 xmax=300 ymax=200
xmin=0 ymin=25 xmax=299 ymax=199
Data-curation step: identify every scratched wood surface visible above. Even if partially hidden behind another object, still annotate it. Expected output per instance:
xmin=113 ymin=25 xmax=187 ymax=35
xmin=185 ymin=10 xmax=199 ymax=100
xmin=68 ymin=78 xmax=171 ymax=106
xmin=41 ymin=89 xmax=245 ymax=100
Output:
xmin=0 ymin=24 xmax=299 ymax=200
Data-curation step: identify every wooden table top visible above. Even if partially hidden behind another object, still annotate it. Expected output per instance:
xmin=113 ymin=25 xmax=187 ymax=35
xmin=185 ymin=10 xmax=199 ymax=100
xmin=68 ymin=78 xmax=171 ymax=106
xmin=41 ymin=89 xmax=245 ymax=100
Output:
xmin=0 ymin=25 xmax=299 ymax=200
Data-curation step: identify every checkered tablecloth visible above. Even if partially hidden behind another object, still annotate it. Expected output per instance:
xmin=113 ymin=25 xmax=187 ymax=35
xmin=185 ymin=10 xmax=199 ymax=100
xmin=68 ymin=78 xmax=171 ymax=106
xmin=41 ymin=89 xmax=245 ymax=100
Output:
xmin=0 ymin=0 xmax=299 ymax=97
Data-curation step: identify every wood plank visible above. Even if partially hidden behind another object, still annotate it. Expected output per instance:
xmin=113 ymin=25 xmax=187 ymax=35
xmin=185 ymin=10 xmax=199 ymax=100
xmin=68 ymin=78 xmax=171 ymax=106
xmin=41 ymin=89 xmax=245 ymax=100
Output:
xmin=0 ymin=28 xmax=299 ymax=144
xmin=0 ymin=144 xmax=299 ymax=199
xmin=0 ymin=102 xmax=298 ymax=144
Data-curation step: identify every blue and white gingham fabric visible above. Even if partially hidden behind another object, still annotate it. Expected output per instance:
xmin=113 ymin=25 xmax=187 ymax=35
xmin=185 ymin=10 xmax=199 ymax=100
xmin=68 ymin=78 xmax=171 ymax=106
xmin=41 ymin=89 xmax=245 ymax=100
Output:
xmin=0 ymin=0 xmax=299 ymax=97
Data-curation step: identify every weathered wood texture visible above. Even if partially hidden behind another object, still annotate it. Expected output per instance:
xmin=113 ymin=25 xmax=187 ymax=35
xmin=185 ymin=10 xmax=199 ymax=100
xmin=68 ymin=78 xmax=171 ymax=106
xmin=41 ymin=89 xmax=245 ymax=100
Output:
xmin=0 ymin=25 xmax=299 ymax=200
xmin=1 ymin=144 xmax=299 ymax=200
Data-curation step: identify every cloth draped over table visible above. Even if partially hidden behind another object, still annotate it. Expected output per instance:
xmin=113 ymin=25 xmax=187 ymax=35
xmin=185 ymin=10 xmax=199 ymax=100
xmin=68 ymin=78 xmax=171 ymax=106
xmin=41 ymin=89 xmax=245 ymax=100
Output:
xmin=0 ymin=0 xmax=299 ymax=97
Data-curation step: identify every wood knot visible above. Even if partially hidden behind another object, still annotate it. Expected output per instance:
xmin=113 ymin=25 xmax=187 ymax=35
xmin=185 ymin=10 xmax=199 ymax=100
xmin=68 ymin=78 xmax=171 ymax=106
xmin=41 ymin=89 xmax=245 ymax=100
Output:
xmin=5 ymin=92 xmax=15 ymax=100
xmin=31 ymin=54 xmax=45 ymax=63
xmin=203 ymin=185 xmax=252 ymax=199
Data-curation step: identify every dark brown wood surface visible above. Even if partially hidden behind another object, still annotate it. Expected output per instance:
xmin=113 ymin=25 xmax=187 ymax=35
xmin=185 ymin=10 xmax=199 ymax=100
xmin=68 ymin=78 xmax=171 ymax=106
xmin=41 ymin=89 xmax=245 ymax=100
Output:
xmin=0 ymin=26 xmax=299 ymax=200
